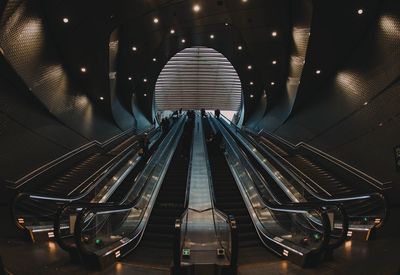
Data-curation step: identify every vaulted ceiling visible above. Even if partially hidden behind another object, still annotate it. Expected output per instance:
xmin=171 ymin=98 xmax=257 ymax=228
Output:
xmin=36 ymin=0 xmax=384 ymax=122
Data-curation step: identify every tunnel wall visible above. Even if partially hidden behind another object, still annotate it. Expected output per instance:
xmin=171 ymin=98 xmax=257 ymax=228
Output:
xmin=0 ymin=0 xmax=123 ymax=181
xmin=251 ymin=0 xmax=400 ymax=194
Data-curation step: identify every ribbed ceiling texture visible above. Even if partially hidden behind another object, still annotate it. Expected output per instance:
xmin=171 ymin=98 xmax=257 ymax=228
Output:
xmin=154 ymin=47 xmax=242 ymax=111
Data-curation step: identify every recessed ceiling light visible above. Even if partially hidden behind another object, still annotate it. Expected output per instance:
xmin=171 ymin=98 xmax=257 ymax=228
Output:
xmin=193 ymin=4 xmax=201 ymax=12
xmin=250 ymin=81 xmax=254 ymax=85
xmin=247 ymin=65 xmax=252 ymax=70
xmin=316 ymin=69 xmax=321 ymax=74
xmin=237 ymin=45 xmax=243 ymax=50
xmin=272 ymin=60 xmax=277 ymax=65
xmin=143 ymin=78 xmax=147 ymax=82
xmin=144 ymin=93 xmax=147 ymax=97
xmin=153 ymin=17 xmax=159 ymax=24
xmin=153 ymin=58 xmax=157 ymax=62
xmin=225 ymin=22 xmax=229 ymax=26
xmin=210 ymin=34 xmax=215 ymax=39
xmin=271 ymin=31 xmax=277 ymax=37
xmin=250 ymin=94 xmax=254 ymax=98
xmin=271 ymin=82 xmax=275 ymax=86
xmin=62 ymin=17 xmax=69 ymax=23
xmin=378 ymin=122 xmax=383 ymax=127
xmin=170 ymin=29 xmax=175 ymax=34
xmin=357 ymin=9 xmax=364 ymax=15
xmin=132 ymin=46 xmax=137 ymax=51
xmin=242 ymin=0 xmax=248 ymax=2
xmin=181 ymin=39 xmax=186 ymax=43
xmin=80 ymin=67 xmax=87 ymax=73
xmin=363 ymin=101 xmax=368 ymax=106
xmin=128 ymin=77 xmax=132 ymax=80
xmin=99 ymin=96 xmax=104 ymax=100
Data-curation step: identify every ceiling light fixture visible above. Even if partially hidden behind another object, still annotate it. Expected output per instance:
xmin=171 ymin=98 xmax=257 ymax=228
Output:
xmin=170 ymin=29 xmax=175 ymax=34
xmin=363 ymin=101 xmax=368 ymax=106
xmin=128 ymin=77 xmax=132 ymax=80
xmin=250 ymin=81 xmax=254 ymax=85
xmin=237 ymin=45 xmax=243 ymax=50
xmin=62 ymin=17 xmax=69 ymax=23
xmin=153 ymin=17 xmax=159 ymax=24
xmin=250 ymin=94 xmax=254 ymax=98
xmin=316 ymin=69 xmax=321 ymax=74
xmin=210 ymin=34 xmax=215 ymax=39
xmin=193 ymin=4 xmax=201 ymax=12
xmin=271 ymin=31 xmax=277 ymax=37
xmin=271 ymin=82 xmax=275 ymax=86
xmin=99 ymin=97 xmax=104 ymax=100
xmin=153 ymin=58 xmax=157 ymax=62
xmin=272 ymin=60 xmax=277 ymax=65
xmin=242 ymin=0 xmax=248 ymax=2
xmin=181 ymin=38 xmax=186 ymax=43
xmin=247 ymin=65 xmax=252 ymax=70
xmin=143 ymin=78 xmax=148 ymax=82
xmin=225 ymin=22 xmax=229 ymax=26
xmin=132 ymin=46 xmax=137 ymax=51
xmin=80 ymin=67 xmax=87 ymax=73
xmin=144 ymin=93 xmax=147 ymax=97
xmin=357 ymin=9 xmax=364 ymax=15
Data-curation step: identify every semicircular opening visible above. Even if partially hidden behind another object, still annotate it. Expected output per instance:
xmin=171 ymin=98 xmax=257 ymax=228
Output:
xmin=154 ymin=46 xmax=243 ymax=121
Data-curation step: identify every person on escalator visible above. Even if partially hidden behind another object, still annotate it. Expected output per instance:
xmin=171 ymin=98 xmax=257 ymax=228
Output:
xmin=215 ymin=109 xmax=220 ymax=118
xmin=139 ymin=133 xmax=149 ymax=157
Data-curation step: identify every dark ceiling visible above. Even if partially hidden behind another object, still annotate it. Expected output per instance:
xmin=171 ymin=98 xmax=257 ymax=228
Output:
xmin=38 ymin=0 xmax=384 ymax=121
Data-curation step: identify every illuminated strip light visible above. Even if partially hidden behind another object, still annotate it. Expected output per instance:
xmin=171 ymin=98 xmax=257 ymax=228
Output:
xmin=115 ymin=250 xmax=121 ymax=258
xmin=48 ymin=231 xmax=55 ymax=238
xmin=374 ymin=218 xmax=381 ymax=224
xmin=347 ymin=231 xmax=353 ymax=237
xmin=18 ymin=218 xmax=25 ymax=224
xmin=283 ymin=249 xmax=289 ymax=257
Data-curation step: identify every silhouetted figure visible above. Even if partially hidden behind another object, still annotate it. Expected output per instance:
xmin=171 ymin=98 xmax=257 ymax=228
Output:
xmin=179 ymin=108 xmax=183 ymax=116
xmin=215 ymin=109 xmax=220 ymax=118
xmin=139 ymin=133 xmax=150 ymax=157
xmin=201 ymin=108 xmax=206 ymax=118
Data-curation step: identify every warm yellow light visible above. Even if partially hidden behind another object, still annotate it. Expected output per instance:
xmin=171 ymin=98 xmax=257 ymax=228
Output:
xmin=242 ymin=0 xmax=248 ymax=2
xmin=63 ymin=18 xmax=69 ymax=23
xmin=153 ymin=17 xmax=159 ymax=24
xmin=193 ymin=4 xmax=201 ymax=12
xmin=363 ymin=101 xmax=368 ymax=106
xmin=272 ymin=31 xmax=277 ymax=37
xmin=272 ymin=60 xmax=277 ymax=64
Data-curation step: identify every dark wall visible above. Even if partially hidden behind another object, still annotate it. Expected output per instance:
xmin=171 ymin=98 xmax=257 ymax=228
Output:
xmin=0 ymin=57 xmax=88 ymax=181
xmin=248 ymin=0 xmax=400 ymax=195
xmin=0 ymin=0 xmax=124 ymax=181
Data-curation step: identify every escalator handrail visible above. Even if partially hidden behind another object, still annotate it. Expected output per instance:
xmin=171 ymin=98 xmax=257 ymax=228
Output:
xmin=73 ymin=117 xmax=186 ymax=258
xmin=211 ymin=116 xmax=332 ymax=257
xmin=11 ymin=128 xmax=160 ymax=231
xmin=221 ymin=115 xmax=388 ymax=229
xmin=7 ymin=126 xmax=153 ymax=190
xmin=255 ymin=129 xmax=391 ymax=189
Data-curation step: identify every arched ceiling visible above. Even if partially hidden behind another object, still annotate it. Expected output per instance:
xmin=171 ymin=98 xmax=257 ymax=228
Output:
xmin=155 ymin=46 xmax=242 ymax=111
xmin=36 ymin=0 xmax=385 ymax=123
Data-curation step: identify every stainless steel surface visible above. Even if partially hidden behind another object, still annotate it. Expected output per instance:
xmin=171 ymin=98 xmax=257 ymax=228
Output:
xmin=181 ymin=114 xmax=229 ymax=266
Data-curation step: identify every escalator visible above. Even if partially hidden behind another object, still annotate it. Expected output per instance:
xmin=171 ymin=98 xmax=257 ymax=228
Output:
xmin=122 ymin=121 xmax=193 ymax=269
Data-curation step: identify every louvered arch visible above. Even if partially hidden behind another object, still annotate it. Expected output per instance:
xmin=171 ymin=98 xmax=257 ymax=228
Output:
xmin=154 ymin=47 xmax=242 ymax=111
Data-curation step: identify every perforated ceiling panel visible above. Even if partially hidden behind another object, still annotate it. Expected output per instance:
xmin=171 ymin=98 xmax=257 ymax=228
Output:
xmin=154 ymin=47 xmax=242 ymax=111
